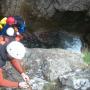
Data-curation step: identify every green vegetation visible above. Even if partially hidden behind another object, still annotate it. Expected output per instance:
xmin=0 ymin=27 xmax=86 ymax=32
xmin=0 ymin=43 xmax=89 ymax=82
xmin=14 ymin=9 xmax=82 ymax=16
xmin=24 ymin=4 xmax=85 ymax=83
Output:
xmin=83 ymin=50 xmax=90 ymax=64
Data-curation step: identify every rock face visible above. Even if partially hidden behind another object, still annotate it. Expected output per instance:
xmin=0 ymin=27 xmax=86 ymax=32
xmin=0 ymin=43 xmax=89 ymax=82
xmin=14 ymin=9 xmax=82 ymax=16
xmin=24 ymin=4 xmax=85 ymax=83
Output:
xmin=1 ymin=0 xmax=90 ymax=17
xmin=26 ymin=0 xmax=90 ymax=17
xmin=1 ymin=48 xmax=90 ymax=90
xmin=1 ymin=0 xmax=24 ymax=16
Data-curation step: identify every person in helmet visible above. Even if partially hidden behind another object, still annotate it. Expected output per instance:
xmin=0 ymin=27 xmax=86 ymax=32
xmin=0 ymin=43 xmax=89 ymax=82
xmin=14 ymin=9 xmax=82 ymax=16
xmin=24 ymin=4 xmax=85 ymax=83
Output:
xmin=0 ymin=23 xmax=31 ymax=89
xmin=0 ymin=35 xmax=32 ymax=89
xmin=0 ymin=16 xmax=24 ymax=41
xmin=0 ymin=17 xmax=14 ymax=35
xmin=0 ymin=16 xmax=26 ymax=36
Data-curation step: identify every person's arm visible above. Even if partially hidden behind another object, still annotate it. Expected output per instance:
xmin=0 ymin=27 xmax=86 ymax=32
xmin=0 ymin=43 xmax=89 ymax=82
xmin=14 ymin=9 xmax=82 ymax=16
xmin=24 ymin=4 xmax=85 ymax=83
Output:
xmin=0 ymin=68 xmax=19 ymax=88
xmin=0 ymin=68 xmax=29 ymax=88
xmin=10 ymin=59 xmax=31 ymax=84
xmin=10 ymin=58 xmax=24 ymax=74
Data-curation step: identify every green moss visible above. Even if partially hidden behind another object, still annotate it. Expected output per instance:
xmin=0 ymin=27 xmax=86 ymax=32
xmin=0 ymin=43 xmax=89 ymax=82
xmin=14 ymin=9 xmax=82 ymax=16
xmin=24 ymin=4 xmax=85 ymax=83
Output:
xmin=83 ymin=50 xmax=90 ymax=65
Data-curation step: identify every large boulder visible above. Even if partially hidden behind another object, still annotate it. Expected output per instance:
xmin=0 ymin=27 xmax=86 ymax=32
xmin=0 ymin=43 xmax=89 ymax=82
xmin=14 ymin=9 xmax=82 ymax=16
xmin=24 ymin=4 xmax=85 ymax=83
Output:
xmin=2 ymin=48 xmax=89 ymax=90
xmin=25 ymin=48 xmax=86 ymax=79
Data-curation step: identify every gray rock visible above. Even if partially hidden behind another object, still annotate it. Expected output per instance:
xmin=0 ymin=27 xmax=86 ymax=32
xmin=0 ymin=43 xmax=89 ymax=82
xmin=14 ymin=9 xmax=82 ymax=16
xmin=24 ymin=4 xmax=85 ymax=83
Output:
xmin=1 ymin=0 xmax=24 ymax=16
xmin=23 ymin=0 xmax=90 ymax=17
xmin=29 ymin=77 xmax=48 ymax=90
xmin=59 ymin=69 xmax=90 ymax=90
xmin=2 ymin=48 xmax=88 ymax=90
xmin=24 ymin=48 xmax=86 ymax=81
xmin=54 ymin=0 xmax=90 ymax=11
xmin=63 ymin=87 xmax=74 ymax=90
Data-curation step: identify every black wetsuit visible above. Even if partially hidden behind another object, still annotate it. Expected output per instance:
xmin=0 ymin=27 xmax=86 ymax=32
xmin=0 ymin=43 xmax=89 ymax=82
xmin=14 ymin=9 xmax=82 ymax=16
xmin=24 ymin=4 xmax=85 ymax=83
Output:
xmin=0 ymin=36 xmax=15 ymax=68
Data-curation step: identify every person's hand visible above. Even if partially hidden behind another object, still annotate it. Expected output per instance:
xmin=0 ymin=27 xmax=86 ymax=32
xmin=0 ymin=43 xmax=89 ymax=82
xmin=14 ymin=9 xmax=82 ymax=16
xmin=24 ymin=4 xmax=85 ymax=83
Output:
xmin=21 ymin=73 xmax=32 ymax=90
xmin=19 ymin=82 xmax=29 ymax=88
xmin=21 ymin=73 xmax=30 ymax=82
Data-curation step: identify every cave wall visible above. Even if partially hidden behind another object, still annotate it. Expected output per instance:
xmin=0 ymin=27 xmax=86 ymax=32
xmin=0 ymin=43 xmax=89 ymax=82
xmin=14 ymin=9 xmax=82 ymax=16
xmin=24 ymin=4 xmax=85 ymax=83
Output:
xmin=0 ymin=0 xmax=90 ymax=44
xmin=1 ymin=0 xmax=24 ymax=16
xmin=0 ymin=0 xmax=90 ymax=17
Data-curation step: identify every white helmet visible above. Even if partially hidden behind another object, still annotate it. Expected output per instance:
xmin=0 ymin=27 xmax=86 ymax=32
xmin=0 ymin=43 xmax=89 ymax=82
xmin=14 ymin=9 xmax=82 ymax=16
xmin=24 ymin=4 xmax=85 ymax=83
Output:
xmin=6 ymin=27 xmax=14 ymax=36
xmin=6 ymin=41 xmax=26 ymax=59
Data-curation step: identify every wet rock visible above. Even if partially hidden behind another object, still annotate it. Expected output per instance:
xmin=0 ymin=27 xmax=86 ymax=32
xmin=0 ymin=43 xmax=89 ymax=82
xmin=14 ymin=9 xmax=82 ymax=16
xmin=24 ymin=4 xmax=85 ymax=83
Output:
xmin=63 ymin=87 xmax=74 ymax=90
xmin=33 ymin=31 xmax=83 ymax=52
xmin=40 ymin=49 xmax=85 ymax=81
xmin=1 ymin=48 xmax=88 ymax=90
xmin=23 ymin=48 xmax=86 ymax=81
xmin=59 ymin=69 xmax=90 ymax=90
xmin=29 ymin=77 xmax=48 ymax=90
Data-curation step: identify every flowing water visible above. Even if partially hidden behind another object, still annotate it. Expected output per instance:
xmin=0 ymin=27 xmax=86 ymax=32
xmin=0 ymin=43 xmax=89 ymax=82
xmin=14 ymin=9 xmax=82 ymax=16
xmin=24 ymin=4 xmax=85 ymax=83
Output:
xmin=22 ymin=31 xmax=84 ymax=53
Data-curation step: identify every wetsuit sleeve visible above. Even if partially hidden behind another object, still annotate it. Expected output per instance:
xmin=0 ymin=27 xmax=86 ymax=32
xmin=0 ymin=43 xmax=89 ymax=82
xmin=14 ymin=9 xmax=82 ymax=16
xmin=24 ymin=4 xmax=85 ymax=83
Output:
xmin=10 ymin=59 xmax=24 ymax=74
xmin=0 ymin=68 xmax=19 ymax=88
